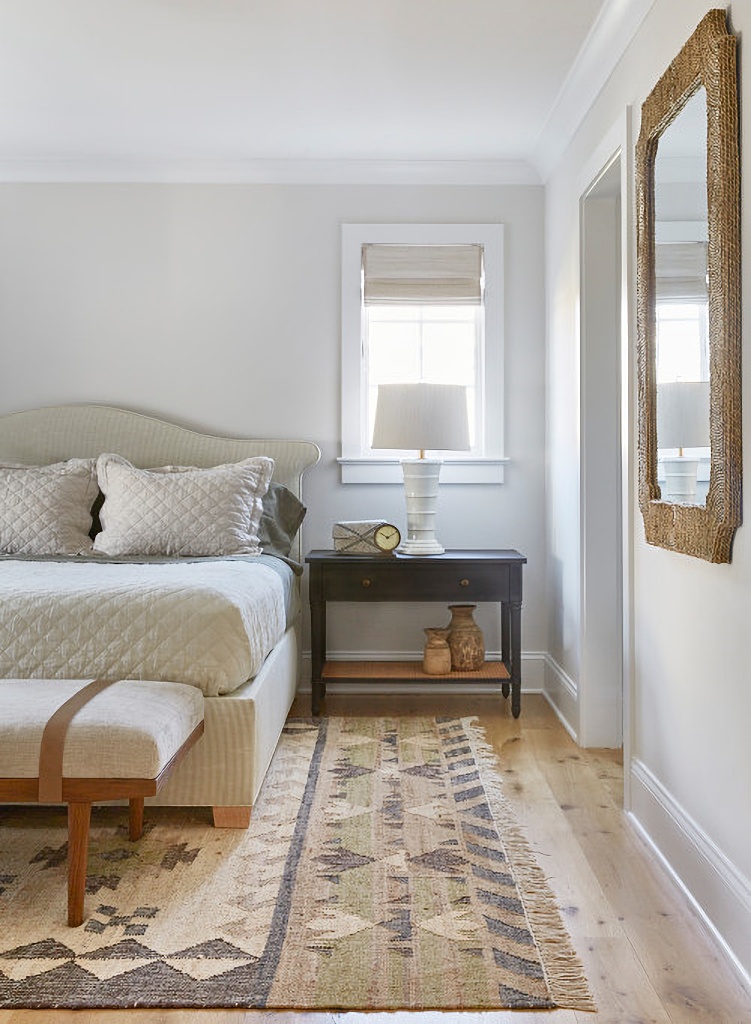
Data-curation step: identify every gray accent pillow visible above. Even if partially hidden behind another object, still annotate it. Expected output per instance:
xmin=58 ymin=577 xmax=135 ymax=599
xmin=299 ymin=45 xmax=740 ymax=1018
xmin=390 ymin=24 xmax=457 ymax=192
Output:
xmin=258 ymin=481 xmax=306 ymax=558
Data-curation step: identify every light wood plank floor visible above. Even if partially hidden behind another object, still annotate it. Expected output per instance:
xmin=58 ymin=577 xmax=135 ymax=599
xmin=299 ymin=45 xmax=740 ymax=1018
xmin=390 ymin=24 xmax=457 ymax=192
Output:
xmin=2 ymin=692 xmax=750 ymax=1024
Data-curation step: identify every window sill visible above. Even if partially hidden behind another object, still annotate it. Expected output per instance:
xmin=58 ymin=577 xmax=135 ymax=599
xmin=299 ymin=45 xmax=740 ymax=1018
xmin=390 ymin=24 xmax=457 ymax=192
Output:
xmin=338 ymin=457 xmax=508 ymax=485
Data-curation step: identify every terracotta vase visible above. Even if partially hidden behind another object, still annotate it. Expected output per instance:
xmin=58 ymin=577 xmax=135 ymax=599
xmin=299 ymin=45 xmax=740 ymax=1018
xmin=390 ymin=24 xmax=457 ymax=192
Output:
xmin=422 ymin=627 xmax=452 ymax=675
xmin=446 ymin=604 xmax=485 ymax=671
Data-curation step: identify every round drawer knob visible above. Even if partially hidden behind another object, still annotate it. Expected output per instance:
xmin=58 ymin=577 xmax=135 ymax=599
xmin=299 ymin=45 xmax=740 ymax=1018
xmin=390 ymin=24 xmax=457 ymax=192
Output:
xmin=361 ymin=578 xmax=372 ymax=588
xmin=459 ymin=578 xmax=470 ymax=587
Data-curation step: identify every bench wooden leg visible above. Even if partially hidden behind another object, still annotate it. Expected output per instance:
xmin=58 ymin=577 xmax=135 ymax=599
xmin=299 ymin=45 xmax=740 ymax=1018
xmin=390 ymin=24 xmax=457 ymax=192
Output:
xmin=212 ymin=805 xmax=251 ymax=828
xmin=67 ymin=801 xmax=91 ymax=927
xmin=129 ymin=796 xmax=145 ymax=840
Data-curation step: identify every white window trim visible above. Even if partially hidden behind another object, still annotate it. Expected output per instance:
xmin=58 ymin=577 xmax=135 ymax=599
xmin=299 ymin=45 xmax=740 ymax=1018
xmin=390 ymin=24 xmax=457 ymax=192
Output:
xmin=339 ymin=223 xmax=506 ymax=484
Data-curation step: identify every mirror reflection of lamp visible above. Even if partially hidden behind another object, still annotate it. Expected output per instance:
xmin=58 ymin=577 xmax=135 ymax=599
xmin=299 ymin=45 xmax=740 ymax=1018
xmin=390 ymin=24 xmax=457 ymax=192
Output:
xmin=371 ymin=382 xmax=470 ymax=555
xmin=657 ymin=381 xmax=710 ymax=503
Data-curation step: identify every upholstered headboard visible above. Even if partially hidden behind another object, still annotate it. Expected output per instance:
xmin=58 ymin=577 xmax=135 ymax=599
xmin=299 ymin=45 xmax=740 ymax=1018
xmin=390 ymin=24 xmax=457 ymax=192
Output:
xmin=0 ymin=404 xmax=321 ymax=561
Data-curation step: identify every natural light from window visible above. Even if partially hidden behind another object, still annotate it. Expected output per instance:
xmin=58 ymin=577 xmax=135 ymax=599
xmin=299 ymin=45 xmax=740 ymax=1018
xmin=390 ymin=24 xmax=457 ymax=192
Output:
xmin=366 ymin=304 xmax=481 ymax=453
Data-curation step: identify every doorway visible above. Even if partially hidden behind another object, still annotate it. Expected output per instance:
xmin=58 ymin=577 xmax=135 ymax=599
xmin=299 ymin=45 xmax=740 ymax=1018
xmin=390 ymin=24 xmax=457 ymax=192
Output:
xmin=579 ymin=155 xmax=624 ymax=747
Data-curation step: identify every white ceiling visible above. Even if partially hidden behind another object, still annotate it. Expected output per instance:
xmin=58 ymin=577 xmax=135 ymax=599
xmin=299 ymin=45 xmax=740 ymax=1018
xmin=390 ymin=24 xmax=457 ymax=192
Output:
xmin=0 ymin=0 xmax=650 ymax=181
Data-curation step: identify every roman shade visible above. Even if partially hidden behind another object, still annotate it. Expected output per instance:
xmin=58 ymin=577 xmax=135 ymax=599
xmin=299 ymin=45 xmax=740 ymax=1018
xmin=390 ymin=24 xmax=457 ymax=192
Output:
xmin=362 ymin=243 xmax=483 ymax=305
xmin=655 ymin=242 xmax=708 ymax=301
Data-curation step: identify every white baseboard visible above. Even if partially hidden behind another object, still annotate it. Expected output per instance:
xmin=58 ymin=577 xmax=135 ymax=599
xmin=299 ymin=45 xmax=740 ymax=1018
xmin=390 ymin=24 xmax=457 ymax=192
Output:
xmin=630 ymin=758 xmax=751 ymax=989
xmin=541 ymin=654 xmax=579 ymax=741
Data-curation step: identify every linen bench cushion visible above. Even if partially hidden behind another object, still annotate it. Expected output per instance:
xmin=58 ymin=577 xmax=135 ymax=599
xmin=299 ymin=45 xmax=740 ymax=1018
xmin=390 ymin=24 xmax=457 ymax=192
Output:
xmin=0 ymin=678 xmax=204 ymax=781
xmin=0 ymin=677 xmax=205 ymax=927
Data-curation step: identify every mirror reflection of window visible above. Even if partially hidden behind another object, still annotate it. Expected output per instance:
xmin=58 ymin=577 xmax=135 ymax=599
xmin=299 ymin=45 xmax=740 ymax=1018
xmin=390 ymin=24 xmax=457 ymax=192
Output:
xmin=653 ymin=88 xmax=710 ymax=506
xmin=656 ymin=300 xmax=708 ymax=383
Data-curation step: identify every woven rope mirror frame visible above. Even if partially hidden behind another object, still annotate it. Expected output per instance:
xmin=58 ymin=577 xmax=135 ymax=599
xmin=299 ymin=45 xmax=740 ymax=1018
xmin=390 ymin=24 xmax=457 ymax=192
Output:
xmin=635 ymin=8 xmax=741 ymax=562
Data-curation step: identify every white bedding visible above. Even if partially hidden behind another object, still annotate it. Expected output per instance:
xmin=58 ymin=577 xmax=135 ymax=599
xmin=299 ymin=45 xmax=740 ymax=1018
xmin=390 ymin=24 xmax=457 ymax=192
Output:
xmin=0 ymin=558 xmax=286 ymax=696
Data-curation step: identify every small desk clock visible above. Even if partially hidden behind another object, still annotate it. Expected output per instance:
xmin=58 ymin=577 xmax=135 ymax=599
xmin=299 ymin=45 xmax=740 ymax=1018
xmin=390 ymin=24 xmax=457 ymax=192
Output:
xmin=332 ymin=520 xmax=401 ymax=555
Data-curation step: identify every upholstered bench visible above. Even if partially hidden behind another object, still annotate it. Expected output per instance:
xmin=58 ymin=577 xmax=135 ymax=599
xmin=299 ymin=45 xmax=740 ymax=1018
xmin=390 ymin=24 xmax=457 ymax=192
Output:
xmin=0 ymin=678 xmax=204 ymax=926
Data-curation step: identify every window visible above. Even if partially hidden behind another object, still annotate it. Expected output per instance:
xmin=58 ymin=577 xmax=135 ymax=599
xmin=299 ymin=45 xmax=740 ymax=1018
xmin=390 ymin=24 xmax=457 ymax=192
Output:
xmin=340 ymin=224 xmax=505 ymax=484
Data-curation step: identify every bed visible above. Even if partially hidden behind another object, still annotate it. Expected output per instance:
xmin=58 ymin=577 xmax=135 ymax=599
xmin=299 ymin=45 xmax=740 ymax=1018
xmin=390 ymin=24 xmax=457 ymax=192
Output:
xmin=0 ymin=404 xmax=320 ymax=826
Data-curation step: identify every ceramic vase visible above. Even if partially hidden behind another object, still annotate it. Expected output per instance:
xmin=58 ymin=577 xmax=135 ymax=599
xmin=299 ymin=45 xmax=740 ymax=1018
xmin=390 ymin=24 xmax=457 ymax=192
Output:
xmin=447 ymin=604 xmax=485 ymax=671
xmin=422 ymin=627 xmax=452 ymax=675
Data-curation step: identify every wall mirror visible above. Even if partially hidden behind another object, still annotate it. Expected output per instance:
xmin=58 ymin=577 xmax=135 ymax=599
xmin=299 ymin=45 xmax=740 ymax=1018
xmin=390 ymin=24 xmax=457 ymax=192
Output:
xmin=636 ymin=9 xmax=741 ymax=561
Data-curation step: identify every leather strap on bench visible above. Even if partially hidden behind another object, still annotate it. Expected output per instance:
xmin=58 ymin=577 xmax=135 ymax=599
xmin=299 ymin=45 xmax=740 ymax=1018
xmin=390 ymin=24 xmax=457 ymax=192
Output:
xmin=38 ymin=678 xmax=121 ymax=803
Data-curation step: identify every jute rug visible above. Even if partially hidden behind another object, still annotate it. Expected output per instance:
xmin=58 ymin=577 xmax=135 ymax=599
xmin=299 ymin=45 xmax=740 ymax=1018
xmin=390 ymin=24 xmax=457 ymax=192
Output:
xmin=0 ymin=716 xmax=594 ymax=1011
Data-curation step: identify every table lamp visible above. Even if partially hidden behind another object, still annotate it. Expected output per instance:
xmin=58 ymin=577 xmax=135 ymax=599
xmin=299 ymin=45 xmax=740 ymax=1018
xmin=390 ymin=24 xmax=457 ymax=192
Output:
xmin=371 ymin=382 xmax=470 ymax=555
xmin=657 ymin=380 xmax=710 ymax=503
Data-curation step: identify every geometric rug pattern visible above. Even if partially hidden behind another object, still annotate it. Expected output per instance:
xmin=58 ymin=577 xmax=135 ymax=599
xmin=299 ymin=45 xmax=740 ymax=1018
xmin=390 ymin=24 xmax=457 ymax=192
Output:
xmin=0 ymin=716 xmax=594 ymax=1010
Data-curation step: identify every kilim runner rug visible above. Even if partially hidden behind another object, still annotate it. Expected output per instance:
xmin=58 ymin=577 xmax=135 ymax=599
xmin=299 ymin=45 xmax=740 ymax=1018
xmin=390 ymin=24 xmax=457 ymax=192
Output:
xmin=0 ymin=716 xmax=595 ymax=1010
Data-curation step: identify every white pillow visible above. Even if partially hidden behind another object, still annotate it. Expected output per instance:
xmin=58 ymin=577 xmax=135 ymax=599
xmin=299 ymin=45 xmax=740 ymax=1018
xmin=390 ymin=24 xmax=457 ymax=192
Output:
xmin=93 ymin=453 xmax=274 ymax=557
xmin=0 ymin=459 xmax=98 ymax=556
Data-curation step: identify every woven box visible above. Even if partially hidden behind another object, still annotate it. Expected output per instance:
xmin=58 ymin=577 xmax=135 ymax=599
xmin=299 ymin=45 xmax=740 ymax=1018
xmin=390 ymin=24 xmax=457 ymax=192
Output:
xmin=332 ymin=520 xmax=391 ymax=555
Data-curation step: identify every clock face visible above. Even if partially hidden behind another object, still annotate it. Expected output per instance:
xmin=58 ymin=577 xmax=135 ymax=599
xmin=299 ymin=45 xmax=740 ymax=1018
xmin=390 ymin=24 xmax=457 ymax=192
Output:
xmin=374 ymin=523 xmax=401 ymax=552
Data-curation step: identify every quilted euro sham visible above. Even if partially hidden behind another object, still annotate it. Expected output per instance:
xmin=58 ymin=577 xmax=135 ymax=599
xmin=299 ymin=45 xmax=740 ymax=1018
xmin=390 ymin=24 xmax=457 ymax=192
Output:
xmin=0 ymin=459 xmax=98 ymax=556
xmin=93 ymin=453 xmax=274 ymax=557
xmin=144 ymin=470 xmax=307 ymax=558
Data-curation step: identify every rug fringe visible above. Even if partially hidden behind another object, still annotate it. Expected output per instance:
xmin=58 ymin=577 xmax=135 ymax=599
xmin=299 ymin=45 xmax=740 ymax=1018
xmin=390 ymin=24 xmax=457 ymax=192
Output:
xmin=463 ymin=717 xmax=597 ymax=1013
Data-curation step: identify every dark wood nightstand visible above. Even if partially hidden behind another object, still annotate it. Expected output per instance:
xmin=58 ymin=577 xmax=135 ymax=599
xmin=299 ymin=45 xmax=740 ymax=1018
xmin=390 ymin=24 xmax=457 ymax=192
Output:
xmin=305 ymin=549 xmax=526 ymax=717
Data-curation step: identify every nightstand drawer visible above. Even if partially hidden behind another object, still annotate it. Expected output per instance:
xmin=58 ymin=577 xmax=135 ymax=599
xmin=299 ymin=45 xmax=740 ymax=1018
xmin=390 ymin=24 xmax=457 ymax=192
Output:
xmin=317 ymin=559 xmax=512 ymax=602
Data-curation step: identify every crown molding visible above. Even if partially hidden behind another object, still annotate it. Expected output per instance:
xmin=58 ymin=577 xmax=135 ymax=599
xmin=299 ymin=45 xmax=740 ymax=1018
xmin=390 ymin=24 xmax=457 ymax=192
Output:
xmin=534 ymin=0 xmax=657 ymax=181
xmin=0 ymin=158 xmax=541 ymax=186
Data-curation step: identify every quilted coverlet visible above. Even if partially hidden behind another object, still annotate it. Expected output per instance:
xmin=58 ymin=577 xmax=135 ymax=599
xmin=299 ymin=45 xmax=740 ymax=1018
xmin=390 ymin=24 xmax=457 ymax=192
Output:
xmin=0 ymin=559 xmax=286 ymax=696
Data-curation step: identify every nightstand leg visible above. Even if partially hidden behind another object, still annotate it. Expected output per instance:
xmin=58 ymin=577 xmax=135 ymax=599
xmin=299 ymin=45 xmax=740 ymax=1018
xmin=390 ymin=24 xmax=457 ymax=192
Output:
xmin=501 ymin=603 xmax=511 ymax=700
xmin=312 ymin=682 xmax=324 ymax=717
xmin=509 ymin=600 xmax=522 ymax=718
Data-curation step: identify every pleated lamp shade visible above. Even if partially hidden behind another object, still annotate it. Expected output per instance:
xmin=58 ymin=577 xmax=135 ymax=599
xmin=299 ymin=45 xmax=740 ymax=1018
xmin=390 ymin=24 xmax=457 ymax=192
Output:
xmin=657 ymin=381 xmax=710 ymax=450
xmin=371 ymin=383 xmax=470 ymax=454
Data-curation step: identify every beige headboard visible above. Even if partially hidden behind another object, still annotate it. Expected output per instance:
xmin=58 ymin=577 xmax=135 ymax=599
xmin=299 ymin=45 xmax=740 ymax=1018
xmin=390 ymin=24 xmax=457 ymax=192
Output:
xmin=0 ymin=404 xmax=321 ymax=561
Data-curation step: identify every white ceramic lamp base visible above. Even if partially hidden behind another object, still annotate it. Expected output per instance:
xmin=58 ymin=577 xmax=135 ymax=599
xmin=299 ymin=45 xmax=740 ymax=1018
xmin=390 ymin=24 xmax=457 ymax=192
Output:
xmin=399 ymin=458 xmax=445 ymax=555
xmin=662 ymin=456 xmax=699 ymax=504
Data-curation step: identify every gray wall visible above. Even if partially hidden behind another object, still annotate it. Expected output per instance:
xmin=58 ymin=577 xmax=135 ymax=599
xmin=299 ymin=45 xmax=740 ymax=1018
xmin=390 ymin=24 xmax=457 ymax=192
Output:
xmin=0 ymin=181 xmax=547 ymax=667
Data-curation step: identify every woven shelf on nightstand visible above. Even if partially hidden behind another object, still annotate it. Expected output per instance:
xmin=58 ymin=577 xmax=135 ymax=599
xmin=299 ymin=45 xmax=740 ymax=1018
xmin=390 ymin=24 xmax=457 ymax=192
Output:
xmin=322 ymin=660 xmax=510 ymax=681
